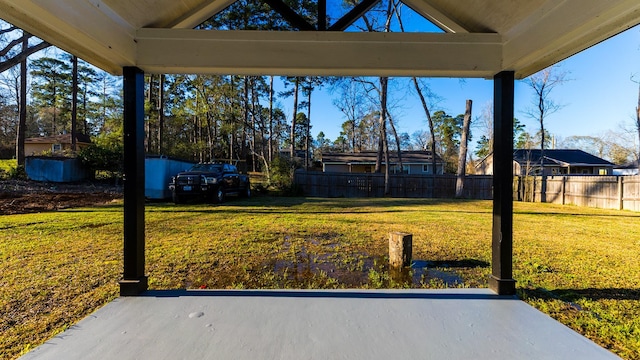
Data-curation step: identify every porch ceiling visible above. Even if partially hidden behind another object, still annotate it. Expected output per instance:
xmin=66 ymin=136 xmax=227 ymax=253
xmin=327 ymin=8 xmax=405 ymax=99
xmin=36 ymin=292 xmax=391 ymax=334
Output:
xmin=0 ymin=0 xmax=638 ymax=78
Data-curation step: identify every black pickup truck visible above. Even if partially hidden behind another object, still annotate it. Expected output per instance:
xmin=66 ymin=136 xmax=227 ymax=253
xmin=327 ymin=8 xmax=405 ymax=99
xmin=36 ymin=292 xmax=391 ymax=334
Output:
xmin=169 ymin=163 xmax=251 ymax=204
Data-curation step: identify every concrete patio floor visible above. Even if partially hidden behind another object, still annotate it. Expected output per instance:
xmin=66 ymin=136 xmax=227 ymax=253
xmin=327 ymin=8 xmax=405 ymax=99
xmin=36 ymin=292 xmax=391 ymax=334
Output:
xmin=20 ymin=288 xmax=619 ymax=360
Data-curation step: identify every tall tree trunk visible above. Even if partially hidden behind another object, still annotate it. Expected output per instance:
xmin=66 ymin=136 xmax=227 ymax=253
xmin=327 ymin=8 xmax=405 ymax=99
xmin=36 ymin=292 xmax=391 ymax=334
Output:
xmin=290 ymin=77 xmax=299 ymax=159
xmin=375 ymin=136 xmax=383 ymax=173
xmin=539 ymin=103 xmax=545 ymax=173
xmin=456 ymin=100 xmax=472 ymax=198
xmin=71 ymin=55 xmax=78 ymax=151
xmin=241 ymin=76 xmax=249 ymax=165
xmin=305 ymin=82 xmax=311 ymax=169
xmin=158 ymin=74 xmax=164 ymax=154
xmin=146 ymin=75 xmax=153 ymax=154
xmin=379 ymin=77 xmax=390 ymax=194
xmin=268 ymin=76 xmax=274 ymax=163
xmin=386 ymin=110 xmax=403 ymax=172
xmin=16 ymin=31 xmax=28 ymax=166
xmin=229 ymin=76 xmax=236 ymax=162
xmin=258 ymin=79 xmax=266 ymax=170
xmin=101 ymin=77 xmax=107 ymax=132
xmin=351 ymin=120 xmax=356 ymax=152
xmin=206 ymin=112 xmax=213 ymax=162
xmin=52 ymin=82 xmax=57 ymax=135
xmin=213 ymin=93 xmax=218 ymax=159
xmin=636 ymin=82 xmax=640 ymax=169
xmin=251 ymin=77 xmax=257 ymax=172
xmin=193 ymin=92 xmax=199 ymax=162
xmin=412 ymin=77 xmax=437 ymax=175
xmin=538 ymin=93 xmax=546 ymax=202
xmin=82 ymin=85 xmax=88 ymax=134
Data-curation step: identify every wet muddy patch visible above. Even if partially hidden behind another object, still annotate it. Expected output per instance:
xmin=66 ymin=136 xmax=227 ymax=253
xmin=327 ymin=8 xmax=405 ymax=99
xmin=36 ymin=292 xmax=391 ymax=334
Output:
xmin=256 ymin=234 xmax=488 ymax=288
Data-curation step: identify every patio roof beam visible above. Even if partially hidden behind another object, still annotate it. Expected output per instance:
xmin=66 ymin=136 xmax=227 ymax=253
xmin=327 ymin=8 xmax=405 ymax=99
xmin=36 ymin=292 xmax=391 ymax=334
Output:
xmin=169 ymin=0 xmax=238 ymax=29
xmin=400 ymin=0 xmax=469 ymax=33
xmin=318 ymin=0 xmax=327 ymax=31
xmin=489 ymin=70 xmax=516 ymax=295
xmin=0 ymin=0 xmax=135 ymax=75
xmin=262 ymin=0 xmax=316 ymax=31
xmin=328 ymin=0 xmax=380 ymax=31
xmin=135 ymin=29 xmax=502 ymax=77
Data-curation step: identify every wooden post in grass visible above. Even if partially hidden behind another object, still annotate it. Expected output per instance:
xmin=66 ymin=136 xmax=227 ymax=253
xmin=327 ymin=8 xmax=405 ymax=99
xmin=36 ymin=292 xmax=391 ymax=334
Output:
xmin=618 ymin=176 xmax=624 ymax=210
xmin=389 ymin=232 xmax=412 ymax=268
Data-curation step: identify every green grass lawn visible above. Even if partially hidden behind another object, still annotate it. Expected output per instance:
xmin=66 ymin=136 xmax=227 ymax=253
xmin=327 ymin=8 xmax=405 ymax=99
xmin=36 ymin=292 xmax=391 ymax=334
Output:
xmin=1 ymin=197 xmax=639 ymax=359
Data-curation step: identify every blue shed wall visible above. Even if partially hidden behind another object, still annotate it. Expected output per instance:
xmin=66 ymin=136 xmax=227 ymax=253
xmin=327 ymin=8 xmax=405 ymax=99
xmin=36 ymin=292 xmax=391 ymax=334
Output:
xmin=25 ymin=157 xmax=89 ymax=182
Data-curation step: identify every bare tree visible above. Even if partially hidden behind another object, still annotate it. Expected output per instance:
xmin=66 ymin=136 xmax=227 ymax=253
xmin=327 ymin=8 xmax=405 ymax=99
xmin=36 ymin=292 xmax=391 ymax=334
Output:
xmin=636 ymin=81 xmax=640 ymax=168
xmin=411 ymin=130 xmax=430 ymax=150
xmin=455 ymin=100 xmax=472 ymax=197
xmin=391 ymin=0 xmax=441 ymax=175
xmin=1 ymin=22 xmax=50 ymax=165
xmin=412 ymin=78 xmax=438 ymax=174
xmin=386 ymin=110 xmax=403 ymax=172
xmin=358 ymin=0 xmax=398 ymax=194
xmin=16 ymin=32 xmax=27 ymax=165
xmin=523 ymin=65 xmax=569 ymax=173
xmin=288 ymin=77 xmax=300 ymax=159
xmin=333 ymin=80 xmax=366 ymax=152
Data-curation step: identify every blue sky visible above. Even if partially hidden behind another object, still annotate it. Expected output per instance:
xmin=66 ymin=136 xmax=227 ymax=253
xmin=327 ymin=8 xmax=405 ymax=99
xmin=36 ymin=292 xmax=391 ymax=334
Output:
xmin=294 ymin=24 xmax=640 ymax=150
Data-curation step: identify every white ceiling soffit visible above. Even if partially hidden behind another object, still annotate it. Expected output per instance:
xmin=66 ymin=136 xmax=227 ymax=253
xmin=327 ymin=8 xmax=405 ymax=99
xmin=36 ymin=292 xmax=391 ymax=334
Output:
xmin=0 ymin=0 xmax=638 ymax=78
xmin=136 ymin=30 xmax=502 ymax=77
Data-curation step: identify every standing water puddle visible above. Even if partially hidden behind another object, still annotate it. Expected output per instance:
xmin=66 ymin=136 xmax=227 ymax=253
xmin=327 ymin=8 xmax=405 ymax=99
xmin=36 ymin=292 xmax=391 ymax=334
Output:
xmin=267 ymin=236 xmax=469 ymax=288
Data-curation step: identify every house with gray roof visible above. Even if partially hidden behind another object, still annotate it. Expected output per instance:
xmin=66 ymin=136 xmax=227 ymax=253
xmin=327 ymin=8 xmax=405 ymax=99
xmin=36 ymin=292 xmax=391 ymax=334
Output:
xmin=614 ymin=160 xmax=640 ymax=176
xmin=322 ymin=151 xmax=445 ymax=175
xmin=476 ymin=149 xmax=615 ymax=176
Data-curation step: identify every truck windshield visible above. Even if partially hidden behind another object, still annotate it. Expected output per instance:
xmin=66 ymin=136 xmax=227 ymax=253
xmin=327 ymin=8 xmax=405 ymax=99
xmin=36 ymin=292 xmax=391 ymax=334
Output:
xmin=190 ymin=164 xmax=223 ymax=173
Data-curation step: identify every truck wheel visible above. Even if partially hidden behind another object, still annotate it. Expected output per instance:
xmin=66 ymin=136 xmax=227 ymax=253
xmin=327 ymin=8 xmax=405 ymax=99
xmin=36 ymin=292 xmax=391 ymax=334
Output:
xmin=172 ymin=192 xmax=182 ymax=204
xmin=215 ymin=187 xmax=225 ymax=203
xmin=242 ymin=185 xmax=251 ymax=198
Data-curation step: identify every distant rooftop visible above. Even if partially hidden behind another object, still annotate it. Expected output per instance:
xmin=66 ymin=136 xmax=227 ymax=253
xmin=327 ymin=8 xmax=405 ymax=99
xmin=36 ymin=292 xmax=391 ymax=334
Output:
xmin=513 ymin=149 xmax=614 ymax=166
xmin=25 ymin=134 xmax=92 ymax=144
xmin=322 ymin=151 xmax=443 ymax=165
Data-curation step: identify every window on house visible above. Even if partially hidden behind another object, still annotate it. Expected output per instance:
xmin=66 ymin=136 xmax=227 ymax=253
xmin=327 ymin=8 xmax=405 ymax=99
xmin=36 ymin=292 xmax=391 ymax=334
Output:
xmin=422 ymin=164 xmax=431 ymax=173
xmin=52 ymin=144 xmax=62 ymax=152
xmin=598 ymin=168 xmax=607 ymax=175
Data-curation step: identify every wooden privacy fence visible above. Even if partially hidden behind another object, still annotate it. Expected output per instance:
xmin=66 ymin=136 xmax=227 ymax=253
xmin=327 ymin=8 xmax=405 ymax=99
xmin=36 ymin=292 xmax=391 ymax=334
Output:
xmin=514 ymin=175 xmax=640 ymax=211
xmin=295 ymin=172 xmax=640 ymax=211
xmin=294 ymin=171 xmax=493 ymax=199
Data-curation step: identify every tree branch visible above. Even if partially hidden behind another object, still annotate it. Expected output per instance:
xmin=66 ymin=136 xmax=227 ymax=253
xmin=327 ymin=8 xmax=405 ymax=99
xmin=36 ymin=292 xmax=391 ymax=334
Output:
xmin=0 ymin=40 xmax=50 ymax=73
xmin=0 ymin=37 xmax=26 ymax=57
xmin=0 ymin=25 xmax=18 ymax=36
